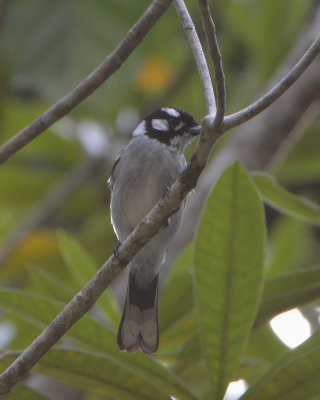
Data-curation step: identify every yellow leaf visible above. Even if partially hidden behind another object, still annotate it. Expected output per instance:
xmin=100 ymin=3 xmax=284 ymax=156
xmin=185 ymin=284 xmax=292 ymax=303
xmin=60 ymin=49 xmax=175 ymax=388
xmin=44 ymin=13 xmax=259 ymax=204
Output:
xmin=7 ymin=229 xmax=59 ymax=270
xmin=134 ymin=55 xmax=173 ymax=93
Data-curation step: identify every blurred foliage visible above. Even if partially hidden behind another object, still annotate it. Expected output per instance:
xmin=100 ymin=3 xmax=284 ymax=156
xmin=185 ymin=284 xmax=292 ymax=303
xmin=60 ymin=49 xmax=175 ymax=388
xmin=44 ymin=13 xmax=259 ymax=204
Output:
xmin=0 ymin=0 xmax=320 ymax=399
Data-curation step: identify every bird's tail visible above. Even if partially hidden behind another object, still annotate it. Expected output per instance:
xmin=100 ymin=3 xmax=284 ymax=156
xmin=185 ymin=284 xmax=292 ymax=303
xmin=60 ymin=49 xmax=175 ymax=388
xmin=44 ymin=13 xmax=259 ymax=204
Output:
xmin=117 ymin=271 xmax=159 ymax=354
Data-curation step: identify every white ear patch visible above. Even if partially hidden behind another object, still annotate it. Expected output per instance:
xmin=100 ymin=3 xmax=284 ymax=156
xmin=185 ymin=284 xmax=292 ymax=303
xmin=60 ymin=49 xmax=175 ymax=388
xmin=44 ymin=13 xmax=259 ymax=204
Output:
xmin=174 ymin=121 xmax=184 ymax=131
xmin=161 ymin=107 xmax=180 ymax=118
xmin=132 ymin=121 xmax=146 ymax=136
xmin=152 ymin=119 xmax=170 ymax=131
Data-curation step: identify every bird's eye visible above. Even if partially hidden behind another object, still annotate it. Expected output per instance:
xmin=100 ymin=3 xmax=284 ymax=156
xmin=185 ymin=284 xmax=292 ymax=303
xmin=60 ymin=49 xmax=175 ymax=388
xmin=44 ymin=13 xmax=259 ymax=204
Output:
xmin=152 ymin=119 xmax=170 ymax=131
xmin=174 ymin=121 xmax=184 ymax=131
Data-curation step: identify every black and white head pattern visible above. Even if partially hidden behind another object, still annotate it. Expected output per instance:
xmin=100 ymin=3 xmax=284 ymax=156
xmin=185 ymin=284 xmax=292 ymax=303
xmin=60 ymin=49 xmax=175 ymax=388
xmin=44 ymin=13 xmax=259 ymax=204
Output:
xmin=132 ymin=107 xmax=201 ymax=152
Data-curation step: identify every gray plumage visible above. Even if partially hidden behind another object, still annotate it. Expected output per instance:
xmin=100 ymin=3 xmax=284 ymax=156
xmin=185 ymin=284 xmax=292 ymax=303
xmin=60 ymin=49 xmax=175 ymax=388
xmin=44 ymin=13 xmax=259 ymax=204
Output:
xmin=108 ymin=108 xmax=200 ymax=354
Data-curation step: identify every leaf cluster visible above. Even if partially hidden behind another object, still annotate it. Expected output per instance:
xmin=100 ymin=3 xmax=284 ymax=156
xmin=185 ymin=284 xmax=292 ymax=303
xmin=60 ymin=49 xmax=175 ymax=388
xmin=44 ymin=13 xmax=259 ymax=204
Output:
xmin=1 ymin=163 xmax=320 ymax=399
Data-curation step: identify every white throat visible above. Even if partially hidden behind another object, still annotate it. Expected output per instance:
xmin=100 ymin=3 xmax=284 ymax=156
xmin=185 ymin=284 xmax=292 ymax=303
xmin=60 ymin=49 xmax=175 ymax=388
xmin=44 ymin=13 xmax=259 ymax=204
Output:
xmin=169 ymin=132 xmax=194 ymax=153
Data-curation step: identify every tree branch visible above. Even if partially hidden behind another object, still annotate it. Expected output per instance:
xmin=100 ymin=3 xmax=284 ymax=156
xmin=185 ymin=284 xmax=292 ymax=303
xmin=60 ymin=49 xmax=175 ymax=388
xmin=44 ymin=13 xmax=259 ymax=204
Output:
xmin=0 ymin=0 xmax=173 ymax=166
xmin=197 ymin=0 xmax=226 ymax=127
xmin=174 ymin=0 xmax=216 ymax=114
xmin=222 ymin=34 xmax=320 ymax=132
xmin=194 ymin=0 xmax=226 ymax=164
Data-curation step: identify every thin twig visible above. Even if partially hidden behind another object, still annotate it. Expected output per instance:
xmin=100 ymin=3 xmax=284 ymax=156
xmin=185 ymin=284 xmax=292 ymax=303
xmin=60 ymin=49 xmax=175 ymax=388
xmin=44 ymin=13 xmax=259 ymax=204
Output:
xmin=198 ymin=0 xmax=225 ymax=127
xmin=0 ymin=0 xmax=173 ymax=166
xmin=194 ymin=0 xmax=226 ymax=164
xmin=222 ymin=34 xmax=320 ymax=132
xmin=174 ymin=0 xmax=216 ymax=115
xmin=174 ymin=0 xmax=224 ymax=171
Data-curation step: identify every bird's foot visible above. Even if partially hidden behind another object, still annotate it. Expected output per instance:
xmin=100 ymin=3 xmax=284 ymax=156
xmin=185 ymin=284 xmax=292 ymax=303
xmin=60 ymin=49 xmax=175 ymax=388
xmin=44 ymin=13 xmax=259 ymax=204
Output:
xmin=162 ymin=186 xmax=170 ymax=199
xmin=113 ymin=241 xmax=121 ymax=258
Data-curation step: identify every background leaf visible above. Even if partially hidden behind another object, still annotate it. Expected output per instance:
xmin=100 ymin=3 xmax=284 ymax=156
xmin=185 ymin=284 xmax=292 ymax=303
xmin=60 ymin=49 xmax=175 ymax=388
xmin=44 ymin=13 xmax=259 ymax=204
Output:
xmin=1 ymin=349 xmax=171 ymax=400
xmin=194 ymin=163 xmax=265 ymax=399
xmin=254 ymin=267 xmax=320 ymax=328
xmin=5 ymin=384 xmax=49 ymax=400
xmin=240 ymin=330 xmax=320 ymax=400
xmin=252 ymin=173 xmax=320 ymax=225
xmin=159 ymin=245 xmax=194 ymax=333
xmin=27 ymin=265 xmax=73 ymax=303
xmin=266 ymin=217 xmax=313 ymax=277
xmin=0 ymin=289 xmax=199 ymax=400
xmin=58 ymin=230 xmax=119 ymax=326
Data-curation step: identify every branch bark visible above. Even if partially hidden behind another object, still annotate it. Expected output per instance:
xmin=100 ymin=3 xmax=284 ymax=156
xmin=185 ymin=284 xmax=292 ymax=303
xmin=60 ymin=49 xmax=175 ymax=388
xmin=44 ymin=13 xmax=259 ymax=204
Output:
xmin=197 ymin=0 xmax=225 ymax=125
xmin=222 ymin=34 xmax=320 ymax=132
xmin=195 ymin=0 xmax=226 ymax=164
xmin=0 ymin=0 xmax=174 ymax=166
xmin=174 ymin=0 xmax=216 ymax=114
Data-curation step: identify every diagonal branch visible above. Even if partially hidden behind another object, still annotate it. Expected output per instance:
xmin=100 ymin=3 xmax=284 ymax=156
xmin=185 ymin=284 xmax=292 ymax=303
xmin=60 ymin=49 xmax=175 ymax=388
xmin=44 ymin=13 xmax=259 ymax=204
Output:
xmin=0 ymin=0 xmax=173 ymax=166
xmin=174 ymin=0 xmax=216 ymax=115
xmin=222 ymin=34 xmax=320 ymax=132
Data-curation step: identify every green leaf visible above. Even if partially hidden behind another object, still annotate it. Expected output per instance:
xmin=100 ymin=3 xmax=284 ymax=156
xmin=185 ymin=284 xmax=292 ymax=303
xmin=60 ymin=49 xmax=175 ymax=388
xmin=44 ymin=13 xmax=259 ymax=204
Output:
xmin=246 ymin=325 xmax=287 ymax=363
xmin=174 ymin=333 xmax=202 ymax=375
xmin=58 ymin=230 xmax=98 ymax=287
xmin=158 ymin=314 xmax=197 ymax=361
xmin=276 ymin=120 xmax=320 ymax=185
xmin=159 ymin=245 xmax=194 ymax=333
xmin=240 ymin=330 xmax=320 ymax=400
xmin=0 ymin=289 xmax=199 ymax=400
xmin=226 ymin=0 xmax=311 ymax=79
xmin=252 ymin=173 xmax=320 ymax=225
xmin=194 ymin=163 xmax=265 ymax=400
xmin=58 ymin=230 xmax=119 ymax=326
xmin=254 ymin=267 xmax=320 ymax=328
xmin=27 ymin=266 xmax=73 ymax=303
xmin=267 ymin=217 xmax=313 ymax=277
xmin=264 ymin=266 xmax=320 ymax=298
xmin=5 ymin=384 xmax=49 ymax=399
xmin=1 ymin=349 xmax=169 ymax=400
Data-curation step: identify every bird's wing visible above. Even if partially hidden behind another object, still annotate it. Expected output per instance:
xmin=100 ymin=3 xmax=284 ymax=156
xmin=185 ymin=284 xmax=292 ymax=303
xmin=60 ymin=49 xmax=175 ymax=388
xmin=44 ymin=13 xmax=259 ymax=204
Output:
xmin=107 ymin=153 xmax=121 ymax=191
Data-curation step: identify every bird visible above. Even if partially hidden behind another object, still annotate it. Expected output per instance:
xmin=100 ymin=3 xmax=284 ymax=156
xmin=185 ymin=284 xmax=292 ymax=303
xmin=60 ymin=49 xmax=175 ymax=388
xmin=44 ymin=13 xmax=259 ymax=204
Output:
xmin=108 ymin=107 xmax=201 ymax=354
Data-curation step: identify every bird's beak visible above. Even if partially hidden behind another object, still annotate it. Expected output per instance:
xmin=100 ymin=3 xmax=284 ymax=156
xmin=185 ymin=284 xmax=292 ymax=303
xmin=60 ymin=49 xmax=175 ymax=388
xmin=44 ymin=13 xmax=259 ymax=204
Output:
xmin=187 ymin=125 xmax=201 ymax=136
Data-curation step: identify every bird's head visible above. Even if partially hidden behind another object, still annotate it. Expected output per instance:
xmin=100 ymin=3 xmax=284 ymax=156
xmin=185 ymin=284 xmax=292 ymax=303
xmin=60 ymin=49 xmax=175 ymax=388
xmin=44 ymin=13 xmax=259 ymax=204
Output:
xmin=132 ymin=107 xmax=201 ymax=152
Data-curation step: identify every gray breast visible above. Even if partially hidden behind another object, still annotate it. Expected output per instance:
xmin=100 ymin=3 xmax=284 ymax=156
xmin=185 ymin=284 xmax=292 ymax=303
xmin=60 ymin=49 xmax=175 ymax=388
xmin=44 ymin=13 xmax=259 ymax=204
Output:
xmin=110 ymin=136 xmax=186 ymax=240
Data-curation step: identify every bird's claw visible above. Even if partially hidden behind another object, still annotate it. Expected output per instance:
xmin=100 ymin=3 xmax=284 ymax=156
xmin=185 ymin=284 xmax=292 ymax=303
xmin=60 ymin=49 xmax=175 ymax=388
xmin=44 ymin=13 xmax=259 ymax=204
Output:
xmin=113 ymin=241 xmax=121 ymax=258
xmin=162 ymin=186 xmax=170 ymax=199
